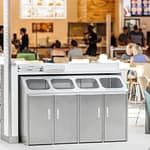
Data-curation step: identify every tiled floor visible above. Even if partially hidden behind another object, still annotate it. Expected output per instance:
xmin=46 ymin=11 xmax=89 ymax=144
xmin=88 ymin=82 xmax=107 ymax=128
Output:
xmin=0 ymin=104 xmax=150 ymax=150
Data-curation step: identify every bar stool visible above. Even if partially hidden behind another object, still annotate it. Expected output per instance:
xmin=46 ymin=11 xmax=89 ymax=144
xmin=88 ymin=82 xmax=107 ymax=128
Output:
xmin=128 ymin=81 xmax=142 ymax=104
xmin=135 ymin=76 xmax=148 ymax=125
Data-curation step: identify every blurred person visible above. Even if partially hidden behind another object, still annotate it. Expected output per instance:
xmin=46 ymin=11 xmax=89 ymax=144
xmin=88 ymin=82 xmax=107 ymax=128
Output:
xmin=11 ymin=33 xmax=20 ymax=50
xmin=111 ymin=32 xmax=117 ymax=47
xmin=139 ymin=28 xmax=145 ymax=47
xmin=85 ymin=24 xmax=98 ymax=56
xmin=129 ymin=25 xmax=143 ymax=46
xmin=20 ymin=27 xmax=29 ymax=52
xmin=50 ymin=40 xmax=61 ymax=48
xmin=118 ymin=26 xmax=129 ymax=46
xmin=130 ymin=44 xmax=150 ymax=63
xmin=121 ymin=43 xmax=135 ymax=62
xmin=0 ymin=25 xmax=3 ymax=51
xmin=68 ymin=40 xmax=83 ymax=61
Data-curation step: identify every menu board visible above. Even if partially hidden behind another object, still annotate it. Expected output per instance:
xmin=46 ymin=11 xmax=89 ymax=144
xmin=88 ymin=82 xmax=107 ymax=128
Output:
xmin=142 ymin=0 xmax=150 ymax=16
xmin=131 ymin=0 xmax=142 ymax=16
xmin=20 ymin=0 xmax=66 ymax=19
xmin=130 ymin=0 xmax=150 ymax=16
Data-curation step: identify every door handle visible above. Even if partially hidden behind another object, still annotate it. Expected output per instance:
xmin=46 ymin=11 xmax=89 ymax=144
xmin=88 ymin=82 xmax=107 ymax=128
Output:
xmin=48 ymin=108 xmax=51 ymax=120
xmin=98 ymin=107 xmax=101 ymax=119
xmin=56 ymin=108 xmax=60 ymax=120
xmin=106 ymin=107 xmax=109 ymax=118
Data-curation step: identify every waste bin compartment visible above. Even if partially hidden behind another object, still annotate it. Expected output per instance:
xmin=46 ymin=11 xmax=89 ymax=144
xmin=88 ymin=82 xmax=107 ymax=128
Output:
xmin=99 ymin=77 xmax=123 ymax=88
xmin=20 ymin=77 xmax=53 ymax=145
xmin=26 ymin=79 xmax=50 ymax=90
xmin=76 ymin=78 xmax=99 ymax=89
xmin=50 ymin=77 xmax=77 ymax=144
xmin=51 ymin=79 xmax=74 ymax=89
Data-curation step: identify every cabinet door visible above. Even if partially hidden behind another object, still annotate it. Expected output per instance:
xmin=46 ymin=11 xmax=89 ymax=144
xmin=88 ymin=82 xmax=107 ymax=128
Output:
xmin=28 ymin=95 xmax=54 ymax=145
xmin=79 ymin=95 xmax=103 ymax=142
xmin=104 ymin=94 xmax=127 ymax=141
xmin=55 ymin=95 xmax=77 ymax=143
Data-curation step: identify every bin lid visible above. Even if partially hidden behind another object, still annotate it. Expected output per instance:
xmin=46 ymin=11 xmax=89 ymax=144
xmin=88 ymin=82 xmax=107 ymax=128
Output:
xmin=99 ymin=77 xmax=123 ymax=88
xmin=76 ymin=78 xmax=99 ymax=89
xmin=51 ymin=79 xmax=74 ymax=89
xmin=26 ymin=79 xmax=50 ymax=90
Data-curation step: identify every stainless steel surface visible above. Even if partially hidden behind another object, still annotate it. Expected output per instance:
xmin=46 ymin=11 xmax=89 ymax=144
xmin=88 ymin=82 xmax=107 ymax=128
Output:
xmin=20 ymin=73 xmax=128 ymax=145
xmin=104 ymin=94 xmax=127 ymax=142
xmin=54 ymin=95 xmax=77 ymax=144
xmin=28 ymin=96 xmax=54 ymax=145
xmin=79 ymin=95 xmax=103 ymax=142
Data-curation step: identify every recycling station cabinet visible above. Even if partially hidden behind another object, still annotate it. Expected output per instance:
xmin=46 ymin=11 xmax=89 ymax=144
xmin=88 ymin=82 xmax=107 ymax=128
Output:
xmin=20 ymin=74 xmax=128 ymax=145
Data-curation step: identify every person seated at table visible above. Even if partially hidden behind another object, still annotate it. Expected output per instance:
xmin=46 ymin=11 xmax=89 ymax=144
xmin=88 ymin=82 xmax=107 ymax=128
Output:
xmin=111 ymin=32 xmax=117 ymax=47
xmin=50 ymin=40 xmax=61 ymax=48
xmin=68 ymin=40 xmax=83 ymax=61
xmin=118 ymin=26 xmax=129 ymax=46
xmin=120 ymin=43 xmax=134 ymax=62
xmin=129 ymin=25 xmax=144 ymax=46
xmin=130 ymin=44 xmax=150 ymax=64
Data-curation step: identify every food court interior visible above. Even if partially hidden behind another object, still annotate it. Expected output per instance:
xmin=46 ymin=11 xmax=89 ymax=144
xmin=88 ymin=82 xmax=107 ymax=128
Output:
xmin=0 ymin=0 xmax=150 ymax=150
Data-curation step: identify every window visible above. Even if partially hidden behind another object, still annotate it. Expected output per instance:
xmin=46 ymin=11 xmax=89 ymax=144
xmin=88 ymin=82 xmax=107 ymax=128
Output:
xmin=20 ymin=0 xmax=66 ymax=19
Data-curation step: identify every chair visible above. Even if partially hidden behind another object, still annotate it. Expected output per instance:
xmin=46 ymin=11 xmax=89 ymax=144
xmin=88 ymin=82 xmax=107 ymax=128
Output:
xmin=53 ymin=57 xmax=69 ymax=63
xmin=144 ymin=90 xmax=150 ymax=133
xmin=71 ymin=56 xmax=89 ymax=63
xmin=128 ymin=69 xmax=141 ymax=104
xmin=144 ymin=90 xmax=150 ymax=116
xmin=16 ymin=53 xmax=36 ymax=61
xmin=50 ymin=49 xmax=67 ymax=57
xmin=135 ymin=76 xmax=149 ymax=125
xmin=37 ymin=48 xmax=50 ymax=60
xmin=128 ymin=63 xmax=145 ymax=104
xmin=128 ymin=63 xmax=149 ymax=125
xmin=87 ymin=56 xmax=99 ymax=63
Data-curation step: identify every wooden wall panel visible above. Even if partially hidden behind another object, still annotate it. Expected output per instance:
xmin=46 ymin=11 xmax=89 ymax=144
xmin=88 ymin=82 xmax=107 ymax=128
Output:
xmin=87 ymin=0 xmax=115 ymax=22
xmin=78 ymin=0 xmax=115 ymax=22
xmin=78 ymin=0 xmax=87 ymax=22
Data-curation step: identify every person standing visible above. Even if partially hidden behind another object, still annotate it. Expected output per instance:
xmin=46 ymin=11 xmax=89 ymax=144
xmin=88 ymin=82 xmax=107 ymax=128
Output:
xmin=20 ymin=27 xmax=29 ymax=52
xmin=85 ymin=25 xmax=98 ymax=56
xmin=0 ymin=25 xmax=4 ymax=51
xmin=12 ymin=33 xmax=20 ymax=50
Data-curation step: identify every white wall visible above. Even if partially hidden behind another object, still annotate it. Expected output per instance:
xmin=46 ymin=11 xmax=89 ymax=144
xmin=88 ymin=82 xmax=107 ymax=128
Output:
xmin=140 ymin=17 xmax=150 ymax=36
xmin=0 ymin=0 xmax=78 ymax=46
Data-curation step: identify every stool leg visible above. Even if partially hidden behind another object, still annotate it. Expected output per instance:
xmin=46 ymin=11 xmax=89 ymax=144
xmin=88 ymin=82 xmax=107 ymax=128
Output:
xmin=135 ymin=83 xmax=141 ymax=104
xmin=129 ymin=83 xmax=134 ymax=102
xmin=135 ymin=104 xmax=143 ymax=125
xmin=134 ymin=84 xmax=137 ymax=103
xmin=136 ymin=84 xmax=141 ymax=103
